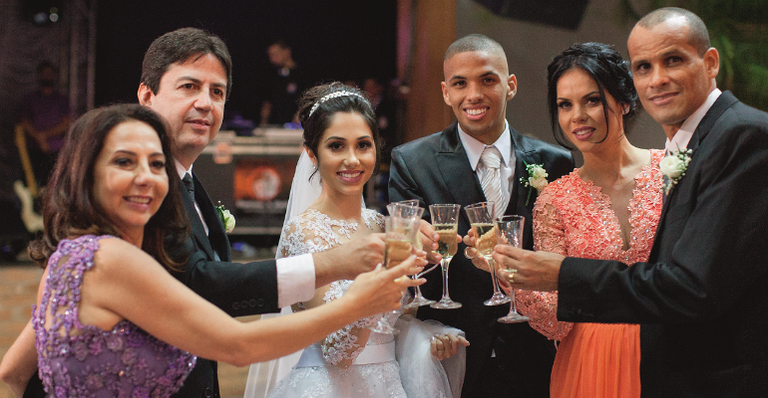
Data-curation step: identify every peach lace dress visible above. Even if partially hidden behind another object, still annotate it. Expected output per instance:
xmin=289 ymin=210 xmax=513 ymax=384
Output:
xmin=516 ymin=149 xmax=664 ymax=398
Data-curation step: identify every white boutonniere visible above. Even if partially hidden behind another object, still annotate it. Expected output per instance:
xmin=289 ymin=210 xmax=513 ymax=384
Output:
xmin=216 ymin=202 xmax=236 ymax=233
xmin=519 ymin=162 xmax=549 ymax=206
xmin=659 ymin=149 xmax=693 ymax=194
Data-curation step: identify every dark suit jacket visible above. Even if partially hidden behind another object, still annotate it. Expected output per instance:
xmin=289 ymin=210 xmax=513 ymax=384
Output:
xmin=559 ymin=92 xmax=768 ymax=397
xmin=170 ymin=174 xmax=280 ymax=398
xmin=389 ymin=121 xmax=574 ymax=398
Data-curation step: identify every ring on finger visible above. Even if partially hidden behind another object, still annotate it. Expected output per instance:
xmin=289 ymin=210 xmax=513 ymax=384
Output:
xmin=464 ymin=247 xmax=474 ymax=259
xmin=508 ymin=271 xmax=516 ymax=284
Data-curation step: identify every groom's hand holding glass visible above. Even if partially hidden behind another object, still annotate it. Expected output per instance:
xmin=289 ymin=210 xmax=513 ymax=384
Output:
xmin=389 ymin=200 xmax=458 ymax=266
xmin=416 ymin=220 xmax=463 ymax=265
xmin=464 ymin=231 xmax=563 ymax=292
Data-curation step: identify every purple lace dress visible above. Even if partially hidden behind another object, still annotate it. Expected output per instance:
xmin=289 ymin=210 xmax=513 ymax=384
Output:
xmin=33 ymin=235 xmax=197 ymax=398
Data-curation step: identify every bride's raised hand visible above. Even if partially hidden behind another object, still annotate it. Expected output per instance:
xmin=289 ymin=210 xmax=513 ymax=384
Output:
xmin=462 ymin=228 xmax=491 ymax=273
xmin=343 ymin=255 xmax=426 ymax=317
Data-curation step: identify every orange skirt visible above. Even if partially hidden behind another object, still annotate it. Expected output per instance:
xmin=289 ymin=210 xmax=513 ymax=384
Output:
xmin=550 ymin=323 xmax=641 ymax=398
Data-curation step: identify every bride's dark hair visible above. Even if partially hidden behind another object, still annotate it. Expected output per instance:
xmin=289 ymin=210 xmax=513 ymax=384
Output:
xmin=297 ymin=82 xmax=382 ymax=178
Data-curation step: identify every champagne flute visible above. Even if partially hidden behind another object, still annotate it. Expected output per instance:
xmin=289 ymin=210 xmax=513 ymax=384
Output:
xmin=464 ymin=201 xmax=511 ymax=306
xmin=428 ymin=204 xmax=462 ymax=309
xmin=369 ymin=215 xmax=420 ymax=334
xmin=495 ymin=215 xmax=529 ymax=323
xmin=388 ymin=201 xmax=439 ymax=308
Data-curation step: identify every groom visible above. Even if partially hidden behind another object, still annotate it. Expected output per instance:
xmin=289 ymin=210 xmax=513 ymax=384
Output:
xmin=389 ymin=34 xmax=573 ymax=397
xmin=493 ymin=7 xmax=768 ymax=397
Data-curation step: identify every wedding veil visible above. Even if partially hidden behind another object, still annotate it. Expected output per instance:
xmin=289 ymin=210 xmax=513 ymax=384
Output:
xmin=276 ymin=148 xmax=322 ymax=258
xmin=243 ymin=148 xmax=321 ymax=398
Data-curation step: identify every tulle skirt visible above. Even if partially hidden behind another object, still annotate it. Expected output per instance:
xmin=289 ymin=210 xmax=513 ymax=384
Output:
xmin=550 ymin=322 xmax=641 ymax=398
xmin=266 ymin=357 xmax=406 ymax=398
xmin=252 ymin=315 xmax=465 ymax=398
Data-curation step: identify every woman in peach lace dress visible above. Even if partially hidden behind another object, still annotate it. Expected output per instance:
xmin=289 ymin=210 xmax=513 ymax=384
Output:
xmin=513 ymin=43 xmax=664 ymax=398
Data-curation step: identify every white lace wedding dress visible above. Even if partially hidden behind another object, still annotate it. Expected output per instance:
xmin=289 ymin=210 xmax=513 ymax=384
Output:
xmin=265 ymin=208 xmax=464 ymax=398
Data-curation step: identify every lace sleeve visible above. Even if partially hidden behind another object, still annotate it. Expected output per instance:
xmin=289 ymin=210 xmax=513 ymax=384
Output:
xmin=515 ymin=188 xmax=574 ymax=341
xmin=319 ymin=280 xmax=377 ymax=367
xmin=278 ymin=220 xmax=301 ymax=259
xmin=279 ymin=210 xmax=377 ymax=367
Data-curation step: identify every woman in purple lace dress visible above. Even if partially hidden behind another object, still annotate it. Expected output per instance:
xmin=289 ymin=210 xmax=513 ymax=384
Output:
xmin=13 ymin=104 xmax=421 ymax=398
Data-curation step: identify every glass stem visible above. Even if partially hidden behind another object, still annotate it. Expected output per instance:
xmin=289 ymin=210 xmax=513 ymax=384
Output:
xmin=414 ymin=281 xmax=424 ymax=299
xmin=440 ymin=259 xmax=451 ymax=301
xmin=487 ymin=257 xmax=502 ymax=295
xmin=508 ymin=289 xmax=517 ymax=315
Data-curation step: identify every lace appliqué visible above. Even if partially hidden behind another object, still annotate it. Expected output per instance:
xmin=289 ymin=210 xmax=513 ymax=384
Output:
xmin=280 ymin=208 xmax=382 ymax=258
xmin=33 ymin=235 xmax=196 ymax=398
xmin=278 ymin=208 xmax=392 ymax=366
xmin=519 ymin=150 xmax=664 ymax=340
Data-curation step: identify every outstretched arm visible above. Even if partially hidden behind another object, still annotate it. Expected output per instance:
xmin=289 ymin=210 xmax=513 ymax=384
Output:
xmin=87 ymin=238 xmax=425 ymax=367
xmin=1 ymin=267 xmax=48 ymax=398
xmin=171 ymin=234 xmax=280 ymax=317
xmin=0 ymin=321 xmax=38 ymax=398
xmin=313 ymin=233 xmax=386 ymax=286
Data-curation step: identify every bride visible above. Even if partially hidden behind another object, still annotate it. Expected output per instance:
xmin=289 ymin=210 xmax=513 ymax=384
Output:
xmin=246 ymin=82 xmax=467 ymax=398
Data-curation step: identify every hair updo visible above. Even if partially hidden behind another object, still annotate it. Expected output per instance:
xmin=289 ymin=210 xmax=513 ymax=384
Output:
xmin=547 ymin=42 xmax=639 ymax=149
xmin=297 ymin=82 xmax=381 ymax=175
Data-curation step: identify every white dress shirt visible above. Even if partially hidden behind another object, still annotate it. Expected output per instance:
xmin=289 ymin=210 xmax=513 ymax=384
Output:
xmin=175 ymin=161 xmax=315 ymax=307
xmin=458 ymin=121 xmax=517 ymax=212
xmin=665 ymin=88 xmax=722 ymax=152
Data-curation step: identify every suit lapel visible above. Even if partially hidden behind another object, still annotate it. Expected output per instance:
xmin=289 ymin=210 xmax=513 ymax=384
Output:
xmin=509 ymin=128 xmax=541 ymax=249
xmin=435 ymin=122 xmax=486 ymax=224
xmin=686 ymin=91 xmax=737 ymax=154
xmin=651 ymin=91 xmax=739 ymax=258
xmin=509 ymin=128 xmax=537 ymax=217
xmin=193 ymin=175 xmax=231 ymax=262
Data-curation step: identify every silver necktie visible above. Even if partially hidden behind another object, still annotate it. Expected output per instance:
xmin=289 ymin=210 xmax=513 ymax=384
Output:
xmin=480 ymin=146 xmax=505 ymax=218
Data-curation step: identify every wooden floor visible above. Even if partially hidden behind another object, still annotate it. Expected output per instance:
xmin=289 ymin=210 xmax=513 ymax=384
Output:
xmin=0 ymin=255 xmax=266 ymax=398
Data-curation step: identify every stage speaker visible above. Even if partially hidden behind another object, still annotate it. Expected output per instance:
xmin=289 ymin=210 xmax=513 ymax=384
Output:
xmin=473 ymin=0 xmax=589 ymax=31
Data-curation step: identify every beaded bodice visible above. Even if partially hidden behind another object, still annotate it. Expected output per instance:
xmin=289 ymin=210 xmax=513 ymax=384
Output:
xmin=33 ymin=235 xmax=196 ymax=398
xmin=517 ymin=150 xmax=664 ymax=340
xmin=278 ymin=208 xmax=398 ymax=366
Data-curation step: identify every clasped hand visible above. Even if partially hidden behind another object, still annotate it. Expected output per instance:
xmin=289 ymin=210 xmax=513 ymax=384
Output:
xmin=430 ymin=333 xmax=470 ymax=361
xmin=462 ymin=229 xmax=563 ymax=292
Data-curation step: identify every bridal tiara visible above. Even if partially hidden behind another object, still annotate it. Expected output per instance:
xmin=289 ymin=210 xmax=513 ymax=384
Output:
xmin=308 ymin=91 xmax=368 ymax=118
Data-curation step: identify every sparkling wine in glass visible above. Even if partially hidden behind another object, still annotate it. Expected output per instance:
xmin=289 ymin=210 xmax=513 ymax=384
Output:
xmin=387 ymin=200 xmax=424 ymax=250
xmin=465 ymin=202 xmax=510 ymax=306
xmin=388 ymin=201 xmax=440 ymax=308
xmin=495 ymin=215 xmax=529 ymax=323
xmin=369 ymin=216 xmax=420 ymax=334
xmin=429 ymin=204 xmax=462 ymax=309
